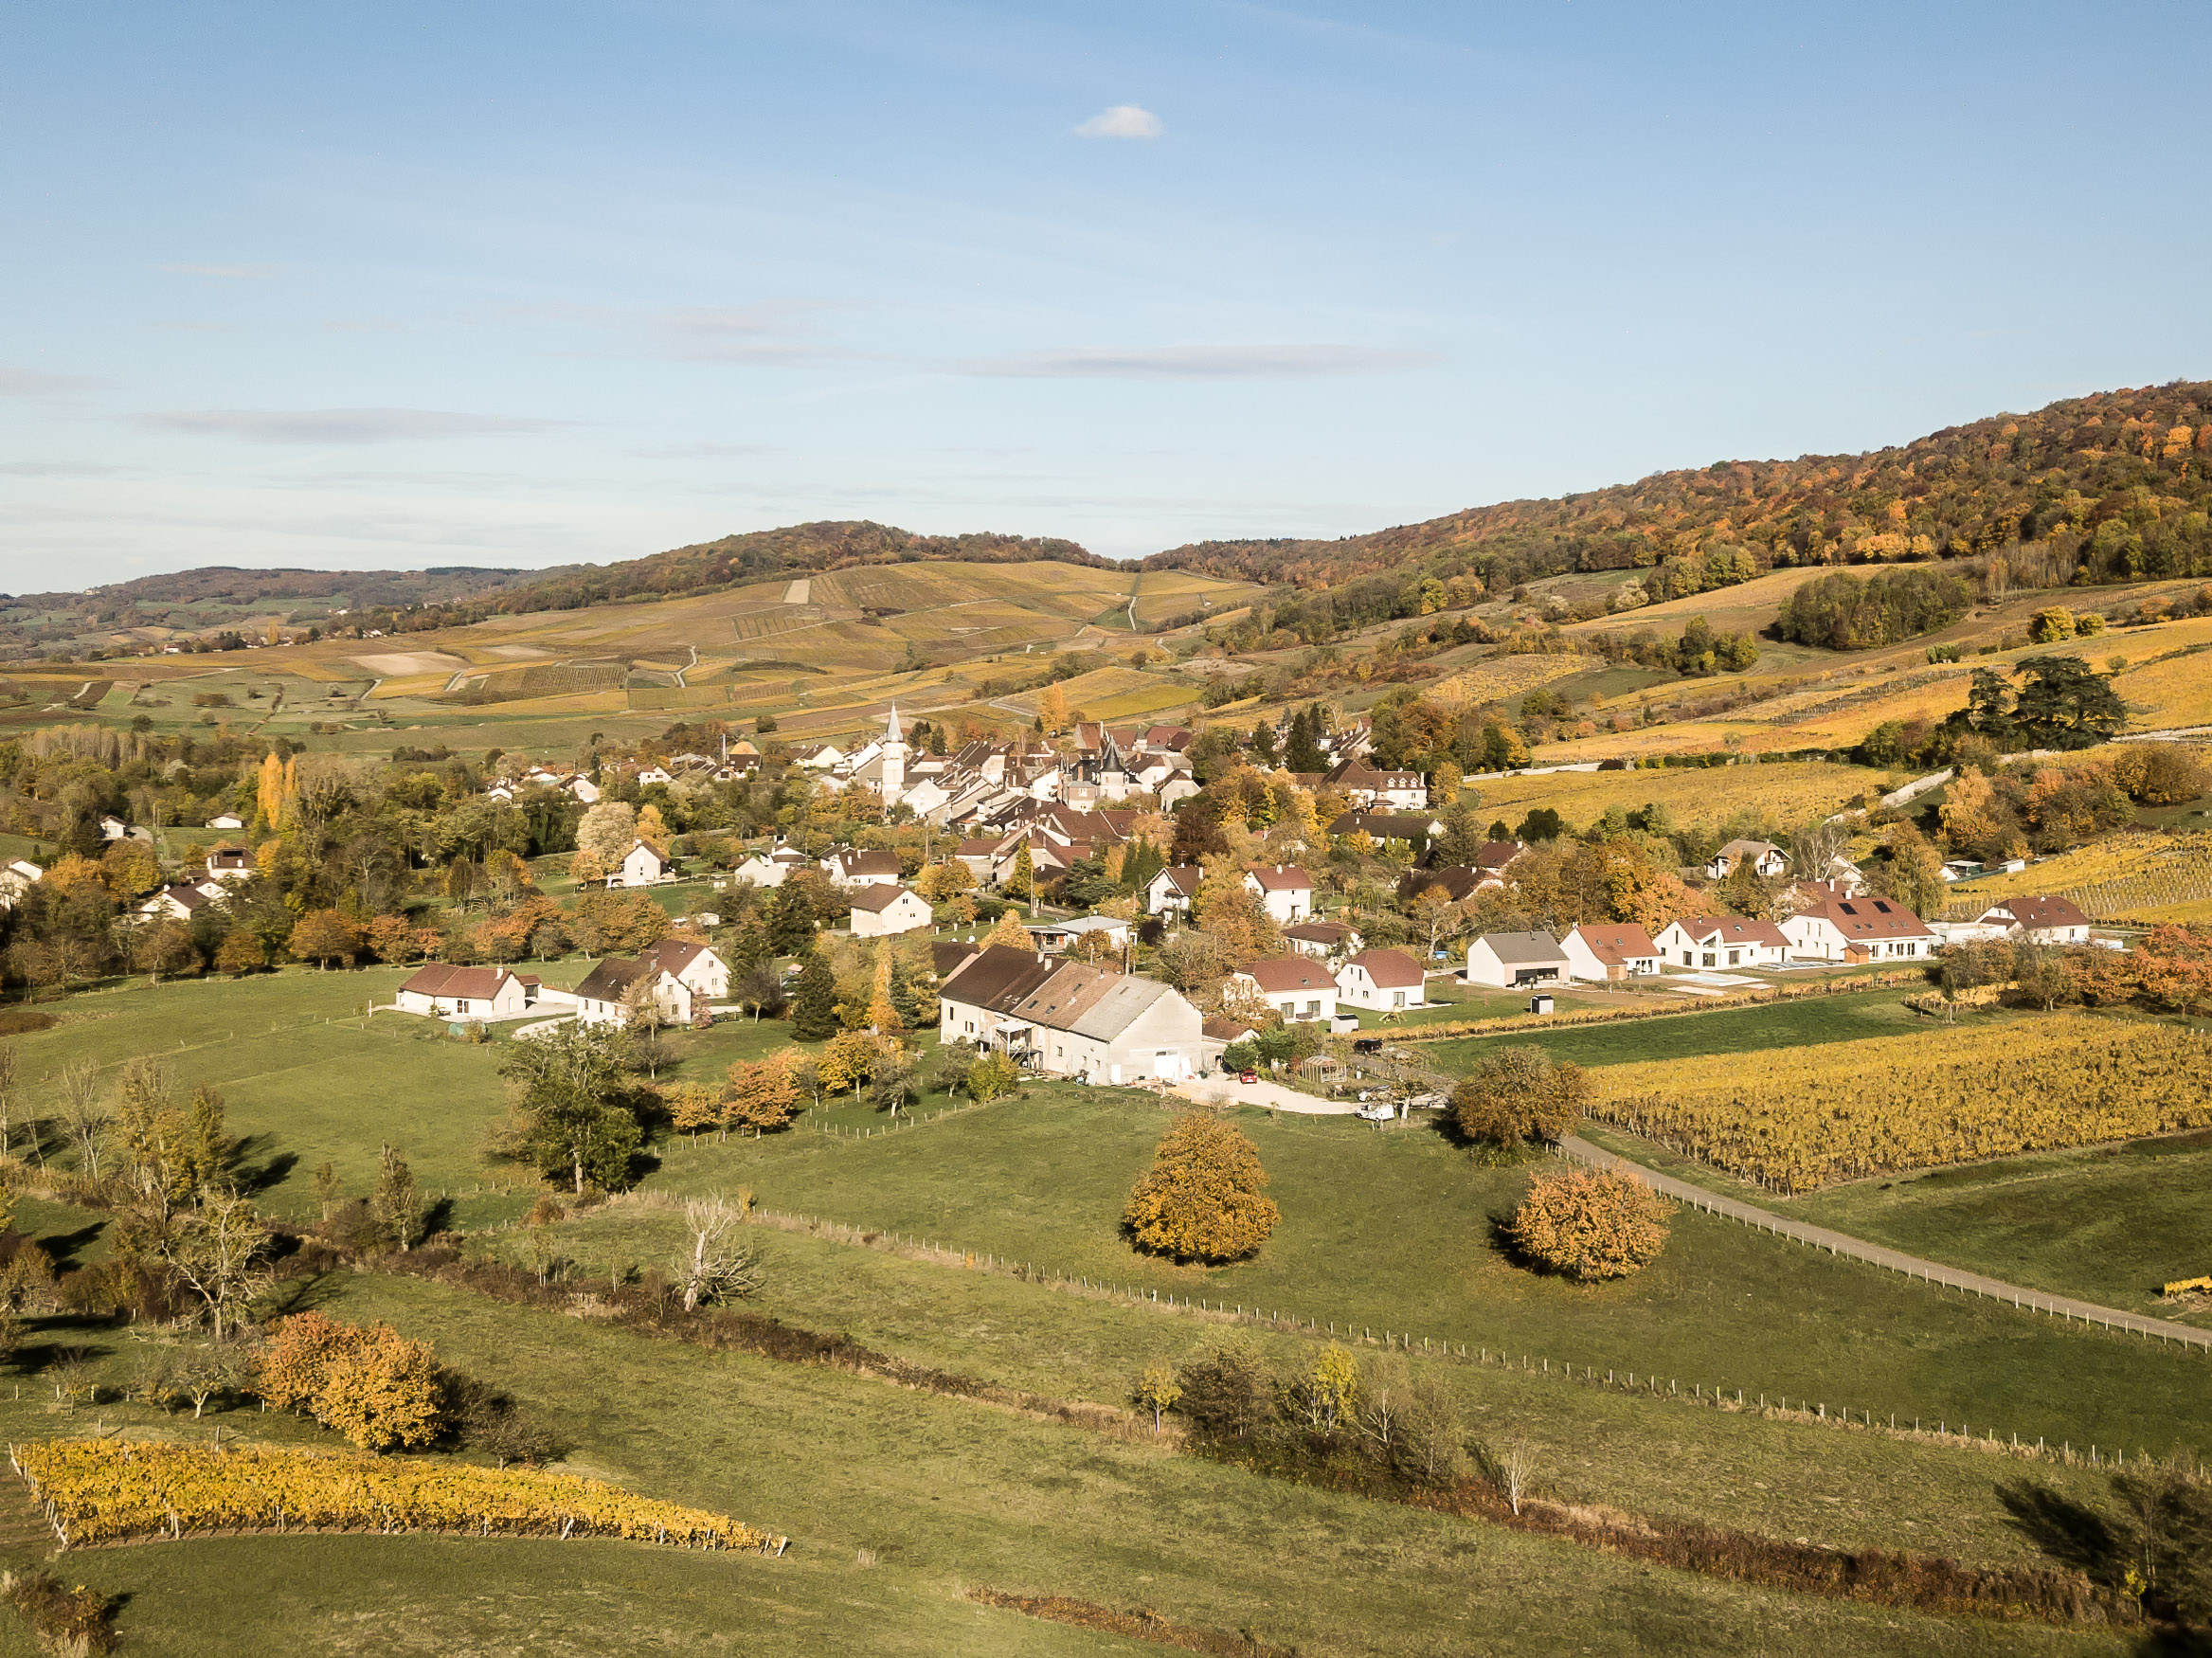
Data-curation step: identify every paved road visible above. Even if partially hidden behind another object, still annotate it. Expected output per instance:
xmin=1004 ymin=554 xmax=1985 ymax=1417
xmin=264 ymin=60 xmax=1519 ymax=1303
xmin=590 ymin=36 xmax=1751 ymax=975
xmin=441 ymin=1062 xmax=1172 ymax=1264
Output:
xmin=1559 ymin=1135 xmax=2212 ymax=1352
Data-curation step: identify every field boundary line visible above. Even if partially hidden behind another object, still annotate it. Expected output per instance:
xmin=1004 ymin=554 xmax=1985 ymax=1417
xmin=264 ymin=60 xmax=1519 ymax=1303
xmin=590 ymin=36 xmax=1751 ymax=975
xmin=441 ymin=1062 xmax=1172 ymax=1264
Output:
xmin=1556 ymin=1135 xmax=2212 ymax=1352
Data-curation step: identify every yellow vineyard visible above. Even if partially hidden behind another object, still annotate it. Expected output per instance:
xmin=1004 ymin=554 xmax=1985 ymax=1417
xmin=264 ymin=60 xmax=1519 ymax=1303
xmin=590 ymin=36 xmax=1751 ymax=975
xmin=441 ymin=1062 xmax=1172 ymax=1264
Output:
xmin=1590 ymin=1016 xmax=2212 ymax=1192
xmin=1947 ymin=833 xmax=2212 ymax=922
xmin=12 ymin=1440 xmax=783 ymax=1553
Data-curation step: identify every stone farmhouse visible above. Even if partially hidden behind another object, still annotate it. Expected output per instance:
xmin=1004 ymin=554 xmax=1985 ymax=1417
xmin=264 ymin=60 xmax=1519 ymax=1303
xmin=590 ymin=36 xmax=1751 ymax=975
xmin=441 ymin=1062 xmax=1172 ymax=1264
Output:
xmin=937 ymin=946 xmax=1204 ymax=1083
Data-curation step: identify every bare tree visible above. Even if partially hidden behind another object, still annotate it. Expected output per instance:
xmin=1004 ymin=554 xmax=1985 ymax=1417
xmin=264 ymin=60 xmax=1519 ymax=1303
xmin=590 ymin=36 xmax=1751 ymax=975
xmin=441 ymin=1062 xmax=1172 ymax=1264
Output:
xmin=673 ymin=1197 xmax=765 ymax=1313
xmin=56 ymin=1059 xmax=109 ymax=1177
xmin=1789 ymin=820 xmax=1852 ymax=886
xmin=161 ymin=1191 xmax=272 ymax=1341
xmin=1498 ymin=1436 xmax=1537 ymax=1517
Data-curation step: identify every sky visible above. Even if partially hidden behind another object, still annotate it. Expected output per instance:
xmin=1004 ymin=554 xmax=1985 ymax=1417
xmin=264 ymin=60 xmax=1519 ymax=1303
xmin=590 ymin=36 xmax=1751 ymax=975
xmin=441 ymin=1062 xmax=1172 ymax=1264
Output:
xmin=3 ymin=1 xmax=2210 ymax=586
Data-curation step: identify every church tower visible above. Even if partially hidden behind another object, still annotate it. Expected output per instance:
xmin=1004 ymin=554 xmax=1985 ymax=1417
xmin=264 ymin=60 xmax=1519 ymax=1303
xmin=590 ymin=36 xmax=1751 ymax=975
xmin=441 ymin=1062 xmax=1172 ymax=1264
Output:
xmin=880 ymin=702 xmax=907 ymax=807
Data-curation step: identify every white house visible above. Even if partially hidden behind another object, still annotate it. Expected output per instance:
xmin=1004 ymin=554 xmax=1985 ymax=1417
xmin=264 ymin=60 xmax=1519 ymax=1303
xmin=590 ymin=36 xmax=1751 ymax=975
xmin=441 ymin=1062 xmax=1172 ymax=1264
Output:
xmin=1466 ymin=930 xmax=1571 ymax=989
xmin=135 ymin=881 xmax=225 ymax=923
xmin=1230 ymin=957 xmax=1340 ymax=1024
xmin=565 ymin=775 xmax=602 ymax=805
xmin=0 ymin=860 xmax=44 ymax=904
xmin=1335 ymin=947 xmax=1426 ymax=1014
xmin=638 ymin=937 xmax=730 ymax=1000
xmin=636 ymin=766 xmax=674 ymax=786
xmin=395 ymin=963 xmax=538 ymax=1021
xmin=1281 ymin=919 xmax=1362 ymax=962
xmin=1145 ymin=865 xmax=1202 ymax=916
xmin=1973 ymin=895 xmax=2093 ymax=946
xmin=1653 ymin=915 xmax=1791 ymax=969
xmin=730 ymin=843 xmax=811 ymax=888
xmin=608 ymin=840 xmax=672 ymax=889
xmin=573 ymin=957 xmax=695 ymax=1028
xmin=1024 ymin=915 xmax=1133 ymax=953
xmin=849 ymin=883 xmax=932 ymax=938
xmin=1561 ymin=923 xmax=1663 ymax=982
xmin=205 ymin=814 xmax=244 ymax=830
xmin=823 ymin=847 xmax=903 ymax=889
xmin=1704 ymin=839 xmax=1789 ymax=881
xmin=204 ymin=848 xmax=253 ymax=885
xmin=1241 ymin=864 xmax=1313 ymax=924
xmin=1781 ymin=896 xmax=1934 ymax=963
xmin=937 ymin=946 xmax=1205 ymax=1083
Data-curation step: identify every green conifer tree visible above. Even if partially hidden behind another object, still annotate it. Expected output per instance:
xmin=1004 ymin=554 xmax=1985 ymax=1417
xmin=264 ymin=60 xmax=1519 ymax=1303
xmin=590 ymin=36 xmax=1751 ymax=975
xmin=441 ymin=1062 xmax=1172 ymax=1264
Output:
xmin=790 ymin=946 xmax=840 ymax=1041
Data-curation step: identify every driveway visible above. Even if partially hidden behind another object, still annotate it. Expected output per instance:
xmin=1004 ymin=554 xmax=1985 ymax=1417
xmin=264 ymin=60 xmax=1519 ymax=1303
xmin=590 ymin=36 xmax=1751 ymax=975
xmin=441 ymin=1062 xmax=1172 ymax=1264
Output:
xmin=1168 ymin=1076 xmax=1357 ymax=1116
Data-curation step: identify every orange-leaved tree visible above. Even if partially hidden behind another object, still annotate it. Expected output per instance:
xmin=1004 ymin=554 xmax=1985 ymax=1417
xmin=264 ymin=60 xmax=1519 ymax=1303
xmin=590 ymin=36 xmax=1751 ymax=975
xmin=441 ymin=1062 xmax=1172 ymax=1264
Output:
xmin=1449 ymin=1044 xmax=1588 ymax=1151
xmin=1504 ymin=1168 xmax=1669 ymax=1283
xmin=1124 ymin=1113 xmax=1280 ymax=1264
xmin=255 ymin=1310 xmax=446 ymax=1451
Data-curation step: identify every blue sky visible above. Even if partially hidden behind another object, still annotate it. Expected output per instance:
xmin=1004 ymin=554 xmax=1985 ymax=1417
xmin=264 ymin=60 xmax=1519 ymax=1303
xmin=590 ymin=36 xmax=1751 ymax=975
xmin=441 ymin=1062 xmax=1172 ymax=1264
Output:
xmin=3 ymin=1 xmax=2208 ymax=585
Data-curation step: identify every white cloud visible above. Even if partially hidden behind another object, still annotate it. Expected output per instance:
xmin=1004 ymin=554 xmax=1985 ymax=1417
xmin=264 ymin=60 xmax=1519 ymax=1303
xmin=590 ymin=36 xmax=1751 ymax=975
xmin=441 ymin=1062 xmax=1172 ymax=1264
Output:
xmin=962 ymin=344 xmax=1433 ymax=378
xmin=0 ymin=366 xmax=102 ymax=396
xmin=1074 ymin=104 xmax=1163 ymax=139
xmin=156 ymin=263 xmax=279 ymax=279
xmin=131 ymin=408 xmax=555 ymax=445
xmin=649 ymin=306 xmax=843 ymax=364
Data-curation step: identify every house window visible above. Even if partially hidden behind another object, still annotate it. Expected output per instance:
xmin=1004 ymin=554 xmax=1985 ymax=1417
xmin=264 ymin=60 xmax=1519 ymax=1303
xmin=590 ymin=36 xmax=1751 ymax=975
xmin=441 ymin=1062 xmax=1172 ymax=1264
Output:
xmin=1700 ymin=952 xmax=1716 ymax=968
xmin=458 ymin=1000 xmax=471 ymax=1013
xmin=1304 ymin=1000 xmax=1320 ymax=1017
xmin=1727 ymin=950 xmax=1739 ymax=966
xmin=1681 ymin=950 xmax=1693 ymax=965
xmin=1392 ymin=991 xmax=1406 ymax=1009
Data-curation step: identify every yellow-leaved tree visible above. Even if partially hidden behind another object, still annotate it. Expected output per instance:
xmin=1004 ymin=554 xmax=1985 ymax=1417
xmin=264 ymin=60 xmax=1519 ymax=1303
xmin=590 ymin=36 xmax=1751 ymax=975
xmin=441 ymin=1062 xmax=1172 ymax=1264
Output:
xmin=1124 ymin=1113 xmax=1279 ymax=1264
xmin=982 ymin=910 xmax=1032 ymax=951
xmin=1504 ymin=1168 xmax=1668 ymax=1283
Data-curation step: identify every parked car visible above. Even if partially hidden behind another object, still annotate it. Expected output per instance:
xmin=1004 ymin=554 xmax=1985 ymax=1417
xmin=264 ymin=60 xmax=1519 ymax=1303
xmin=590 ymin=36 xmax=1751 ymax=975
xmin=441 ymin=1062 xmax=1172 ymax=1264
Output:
xmin=1238 ymin=1070 xmax=1260 ymax=1084
xmin=1357 ymin=1101 xmax=1396 ymax=1123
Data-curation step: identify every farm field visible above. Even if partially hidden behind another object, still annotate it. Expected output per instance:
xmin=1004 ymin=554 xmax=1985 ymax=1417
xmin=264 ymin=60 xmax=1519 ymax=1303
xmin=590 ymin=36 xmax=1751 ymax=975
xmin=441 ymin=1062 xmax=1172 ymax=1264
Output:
xmin=1944 ymin=831 xmax=2212 ymax=922
xmin=0 ymin=1264 xmax=2113 ymax=1658
xmin=615 ymin=1088 xmax=2212 ymax=1453
xmin=1468 ymin=758 xmax=1886 ymax=831
xmin=1419 ymin=984 xmax=1938 ymax=1071
xmin=1585 ymin=1014 xmax=2212 ymax=1192
xmin=1788 ymin=1129 xmax=2212 ymax=1325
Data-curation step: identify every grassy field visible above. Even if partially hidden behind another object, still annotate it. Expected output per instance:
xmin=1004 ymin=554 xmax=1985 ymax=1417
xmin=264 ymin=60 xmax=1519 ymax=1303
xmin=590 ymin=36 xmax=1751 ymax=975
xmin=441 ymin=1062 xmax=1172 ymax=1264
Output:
xmin=0 ymin=1263 xmax=2121 ymax=1658
xmin=1789 ymin=1129 xmax=2212 ymax=1325
xmin=615 ymin=1087 xmax=2212 ymax=1454
xmin=1 ymin=969 xmax=855 ymax=1230
xmin=1419 ymin=985 xmax=1942 ymax=1071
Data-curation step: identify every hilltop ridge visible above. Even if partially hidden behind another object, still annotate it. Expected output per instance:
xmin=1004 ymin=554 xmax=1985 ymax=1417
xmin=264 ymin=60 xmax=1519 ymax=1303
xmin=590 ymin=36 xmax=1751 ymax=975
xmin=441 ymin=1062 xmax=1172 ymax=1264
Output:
xmin=1142 ymin=381 xmax=2212 ymax=593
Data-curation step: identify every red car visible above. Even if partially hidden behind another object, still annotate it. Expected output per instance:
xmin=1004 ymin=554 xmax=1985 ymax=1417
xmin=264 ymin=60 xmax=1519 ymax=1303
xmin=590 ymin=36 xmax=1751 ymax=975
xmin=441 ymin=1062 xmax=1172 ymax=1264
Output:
xmin=1238 ymin=1070 xmax=1260 ymax=1084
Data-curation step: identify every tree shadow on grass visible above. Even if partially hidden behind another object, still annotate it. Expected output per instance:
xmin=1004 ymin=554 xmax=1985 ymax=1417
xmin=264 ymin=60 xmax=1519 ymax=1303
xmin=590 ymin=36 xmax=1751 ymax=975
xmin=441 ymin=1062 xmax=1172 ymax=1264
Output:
xmin=228 ymin=1136 xmax=297 ymax=1197
xmin=1996 ymin=1478 xmax=2117 ymax=1579
xmin=31 ymin=1223 xmax=107 ymax=1274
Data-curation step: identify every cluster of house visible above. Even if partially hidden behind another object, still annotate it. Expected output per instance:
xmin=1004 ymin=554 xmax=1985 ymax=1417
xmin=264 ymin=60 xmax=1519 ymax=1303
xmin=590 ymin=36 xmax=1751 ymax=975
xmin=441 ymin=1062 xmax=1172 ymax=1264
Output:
xmin=788 ymin=709 xmax=1203 ymax=821
xmin=1459 ymin=893 xmax=2095 ymax=988
xmin=391 ymin=937 xmax=730 ymax=1028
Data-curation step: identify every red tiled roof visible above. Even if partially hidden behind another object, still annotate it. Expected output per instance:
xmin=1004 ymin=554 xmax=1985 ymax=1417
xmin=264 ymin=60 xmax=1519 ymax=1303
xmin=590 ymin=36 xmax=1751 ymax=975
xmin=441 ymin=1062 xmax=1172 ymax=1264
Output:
xmin=1238 ymin=957 xmax=1336 ymax=995
xmin=400 ymin=963 xmax=514 ymax=999
xmin=1342 ymin=947 xmax=1424 ymax=988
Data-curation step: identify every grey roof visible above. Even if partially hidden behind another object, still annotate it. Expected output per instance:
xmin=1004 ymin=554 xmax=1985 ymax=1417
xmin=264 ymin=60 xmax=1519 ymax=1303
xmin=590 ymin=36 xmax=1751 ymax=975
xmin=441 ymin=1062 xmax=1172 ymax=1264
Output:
xmin=940 ymin=945 xmax=1061 ymax=1013
xmin=1476 ymin=930 xmax=1569 ymax=964
xmin=1065 ymin=974 xmax=1180 ymax=1041
xmin=574 ymin=957 xmax=652 ymax=1000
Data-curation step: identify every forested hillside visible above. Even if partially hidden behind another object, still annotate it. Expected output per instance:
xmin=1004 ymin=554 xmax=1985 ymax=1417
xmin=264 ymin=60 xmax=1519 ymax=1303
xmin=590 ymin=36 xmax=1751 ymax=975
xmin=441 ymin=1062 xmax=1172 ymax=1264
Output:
xmin=1144 ymin=383 xmax=2212 ymax=616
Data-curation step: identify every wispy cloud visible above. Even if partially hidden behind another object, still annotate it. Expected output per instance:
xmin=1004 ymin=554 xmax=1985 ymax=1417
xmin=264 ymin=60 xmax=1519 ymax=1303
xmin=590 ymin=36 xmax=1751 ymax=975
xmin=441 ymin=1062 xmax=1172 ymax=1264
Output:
xmin=132 ymin=408 xmax=555 ymax=445
xmin=1074 ymin=104 xmax=1163 ymax=139
xmin=961 ymin=344 xmax=1433 ymax=379
xmin=0 ymin=367 xmax=103 ymax=397
xmin=633 ymin=441 xmax=773 ymax=459
xmin=0 ymin=460 xmax=128 ymax=478
xmin=156 ymin=262 xmax=279 ymax=279
xmin=650 ymin=306 xmax=841 ymax=364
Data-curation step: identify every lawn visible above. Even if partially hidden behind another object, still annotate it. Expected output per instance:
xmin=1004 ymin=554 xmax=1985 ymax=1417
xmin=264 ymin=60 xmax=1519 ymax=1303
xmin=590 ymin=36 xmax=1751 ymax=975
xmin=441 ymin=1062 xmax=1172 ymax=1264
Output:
xmin=623 ymin=1088 xmax=2212 ymax=1455
xmin=0 ymin=1265 xmax=2133 ymax=1658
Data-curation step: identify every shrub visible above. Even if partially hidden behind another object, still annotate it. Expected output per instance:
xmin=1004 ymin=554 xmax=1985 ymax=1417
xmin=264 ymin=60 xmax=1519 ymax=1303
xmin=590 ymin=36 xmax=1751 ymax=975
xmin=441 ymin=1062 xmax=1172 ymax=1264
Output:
xmin=1124 ymin=1115 xmax=1280 ymax=1263
xmin=1505 ymin=1168 xmax=1670 ymax=1282
xmin=1449 ymin=1044 xmax=1589 ymax=1150
xmin=254 ymin=1310 xmax=446 ymax=1451
xmin=1 ymin=1569 xmax=115 ymax=1653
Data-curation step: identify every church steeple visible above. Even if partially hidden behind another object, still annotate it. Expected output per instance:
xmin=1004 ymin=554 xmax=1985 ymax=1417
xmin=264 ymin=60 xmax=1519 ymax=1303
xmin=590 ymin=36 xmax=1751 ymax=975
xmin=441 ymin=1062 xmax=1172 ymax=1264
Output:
xmin=880 ymin=701 xmax=906 ymax=806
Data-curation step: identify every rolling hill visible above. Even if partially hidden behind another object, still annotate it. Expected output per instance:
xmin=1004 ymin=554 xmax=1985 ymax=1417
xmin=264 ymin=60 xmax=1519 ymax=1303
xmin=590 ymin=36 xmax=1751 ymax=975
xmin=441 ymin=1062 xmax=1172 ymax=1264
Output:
xmin=1142 ymin=381 xmax=2212 ymax=601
